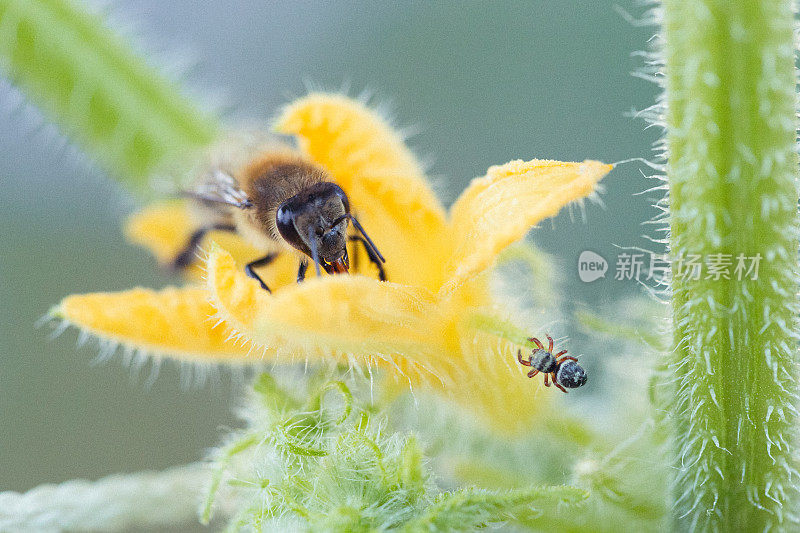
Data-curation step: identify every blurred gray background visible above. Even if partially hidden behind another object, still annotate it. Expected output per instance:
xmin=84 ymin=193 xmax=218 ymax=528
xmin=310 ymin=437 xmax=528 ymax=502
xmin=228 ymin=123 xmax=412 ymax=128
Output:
xmin=1 ymin=1 xmax=658 ymax=492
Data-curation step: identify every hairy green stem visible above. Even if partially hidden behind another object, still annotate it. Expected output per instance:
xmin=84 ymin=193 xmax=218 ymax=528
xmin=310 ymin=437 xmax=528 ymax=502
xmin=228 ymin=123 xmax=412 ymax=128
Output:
xmin=663 ymin=0 xmax=799 ymax=530
xmin=0 ymin=463 xmax=219 ymax=531
xmin=0 ymin=0 xmax=217 ymax=185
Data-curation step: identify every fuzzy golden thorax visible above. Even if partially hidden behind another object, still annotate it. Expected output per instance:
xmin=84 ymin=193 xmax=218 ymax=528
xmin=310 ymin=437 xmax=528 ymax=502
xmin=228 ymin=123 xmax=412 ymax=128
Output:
xmin=233 ymin=151 xmax=330 ymax=255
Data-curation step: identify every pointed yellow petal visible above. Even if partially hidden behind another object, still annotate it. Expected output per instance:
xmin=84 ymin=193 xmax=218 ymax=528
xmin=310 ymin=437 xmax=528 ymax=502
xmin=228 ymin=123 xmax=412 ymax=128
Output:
xmin=410 ymin=280 xmax=549 ymax=433
xmin=124 ymin=200 xmax=195 ymax=265
xmin=275 ymin=93 xmax=448 ymax=290
xmin=206 ymin=247 xmax=447 ymax=379
xmin=124 ymin=201 xmax=263 ymax=281
xmin=55 ymin=287 xmax=253 ymax=362
xmin=442 ymin=159 xmax=611 ymax=294
xmin=275 ymin=93 xmax=431 ymax=193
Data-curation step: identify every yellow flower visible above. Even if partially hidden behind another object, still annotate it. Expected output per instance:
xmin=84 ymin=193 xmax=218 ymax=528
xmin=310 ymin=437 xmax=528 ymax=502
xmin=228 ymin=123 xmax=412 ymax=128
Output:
xmin=53 ymin=93 xmax=611 ymax=432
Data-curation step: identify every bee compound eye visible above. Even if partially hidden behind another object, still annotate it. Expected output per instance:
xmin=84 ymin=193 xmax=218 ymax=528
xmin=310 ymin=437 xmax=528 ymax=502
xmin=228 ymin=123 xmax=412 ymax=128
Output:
xmin=275 ymin=203 xmax=307 ymax=253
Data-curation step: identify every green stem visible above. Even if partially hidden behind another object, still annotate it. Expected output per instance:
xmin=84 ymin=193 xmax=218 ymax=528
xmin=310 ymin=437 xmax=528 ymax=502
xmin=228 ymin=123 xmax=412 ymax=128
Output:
xmin=664 ymin=0 xmax=799 ymax=530
xmin=0 ymin=0 xmax=218 ymax=186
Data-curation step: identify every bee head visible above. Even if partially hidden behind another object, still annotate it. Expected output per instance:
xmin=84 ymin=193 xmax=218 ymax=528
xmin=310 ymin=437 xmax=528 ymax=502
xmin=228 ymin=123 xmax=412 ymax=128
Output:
xmin=276 ymin=182 xmax=350 ymax=273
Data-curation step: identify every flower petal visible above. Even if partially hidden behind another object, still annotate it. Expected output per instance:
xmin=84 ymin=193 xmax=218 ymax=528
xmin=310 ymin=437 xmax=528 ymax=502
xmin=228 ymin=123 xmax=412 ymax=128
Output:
xmin=54 ymin=287 xmax=252 ymax=362
xmin=442 ymin=159 xmax=612 ymax=294
xmin=275 ymin=93 xmax=434 ymax=198
xmin=206 ymin=247 xmax=448 ymax=379
xmin=275 ymin=93 xmax=448 ymax=290
xmin=124 ymin=200 xmax=261 ymax=279
xmin=453 ymin=325 xmax=551 ymax=434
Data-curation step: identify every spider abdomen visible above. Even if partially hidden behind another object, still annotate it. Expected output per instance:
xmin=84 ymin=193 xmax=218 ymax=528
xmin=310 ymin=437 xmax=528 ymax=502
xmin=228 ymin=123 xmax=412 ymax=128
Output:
xmin=556 ymin=361 xmax=587 ymax=389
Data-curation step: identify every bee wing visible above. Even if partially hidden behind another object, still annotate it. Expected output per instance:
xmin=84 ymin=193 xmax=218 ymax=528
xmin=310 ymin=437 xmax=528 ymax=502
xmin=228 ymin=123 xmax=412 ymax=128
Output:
xmin=183 ymin=169 xmax=252 ymax=209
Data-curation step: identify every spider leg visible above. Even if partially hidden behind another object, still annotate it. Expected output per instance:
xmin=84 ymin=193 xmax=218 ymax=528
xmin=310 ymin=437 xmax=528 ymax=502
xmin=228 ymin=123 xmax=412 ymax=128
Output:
xmin=527 ymin=369 xmax=539 ymax=378
xmin=554 ymin=379 xmax=568 ymax=393
xmin=556 ymin=355 xmax=579 ymax=364
xmin=544 ymin=373 xmax=550 ymax=387
xmin=517 ymin=349 xmax=532 ymax=367
xmin=546 ymin=335 xmax=554 ymax=352
xmin=529 ymin=337 xmax=545 ymax=350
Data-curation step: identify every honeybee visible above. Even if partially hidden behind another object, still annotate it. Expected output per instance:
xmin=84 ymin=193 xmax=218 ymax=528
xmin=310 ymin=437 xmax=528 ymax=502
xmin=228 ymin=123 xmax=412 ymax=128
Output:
xmin=173 ymin=146 xmax=385 ymax=293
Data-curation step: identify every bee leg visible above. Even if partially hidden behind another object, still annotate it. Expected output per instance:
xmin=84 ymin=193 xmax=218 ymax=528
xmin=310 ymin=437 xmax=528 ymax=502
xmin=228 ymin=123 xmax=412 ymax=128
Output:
xmin=245 ymin=253 xmax=278 ymax=293
xmin=172 ymin=223 xmax=236 ymax=269
xmin=297 ymin=260 xmax=308 ymax=283
xmin=349 ymin=235 xmax=386 ymax=281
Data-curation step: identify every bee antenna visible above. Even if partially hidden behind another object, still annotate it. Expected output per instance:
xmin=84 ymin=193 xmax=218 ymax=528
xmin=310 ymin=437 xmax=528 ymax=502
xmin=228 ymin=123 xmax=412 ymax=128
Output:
xmin=347 ymin=214 xmax=385 ymax=263
xmin=330 ymin=214 xmax=348 ymax=228
xmin=308 ymin=226 xmax=322 ymax=277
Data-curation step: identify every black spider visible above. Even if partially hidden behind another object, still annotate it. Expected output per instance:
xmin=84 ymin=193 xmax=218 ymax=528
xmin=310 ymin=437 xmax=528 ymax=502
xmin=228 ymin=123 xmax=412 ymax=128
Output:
xmin=517 ymin=335 xmax=587 ymax=393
